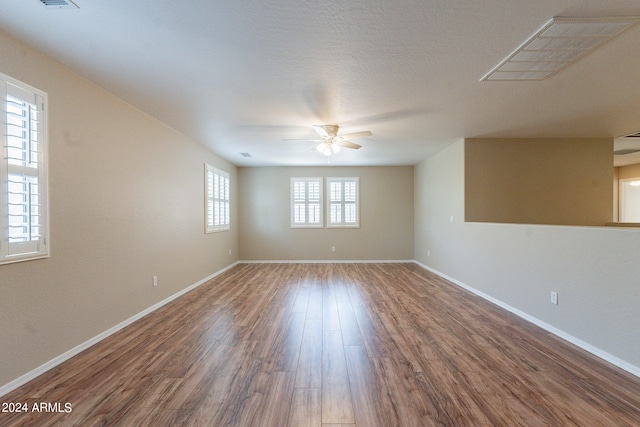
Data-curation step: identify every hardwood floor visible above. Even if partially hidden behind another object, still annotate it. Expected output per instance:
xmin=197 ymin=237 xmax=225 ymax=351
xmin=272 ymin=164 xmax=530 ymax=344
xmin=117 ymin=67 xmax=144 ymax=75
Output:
xmin=1 ymin=263 xmax=639 ymax=426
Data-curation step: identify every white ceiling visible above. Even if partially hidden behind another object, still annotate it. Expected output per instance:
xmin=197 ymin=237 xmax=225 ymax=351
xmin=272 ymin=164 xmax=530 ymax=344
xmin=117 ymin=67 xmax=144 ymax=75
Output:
xmin=1 ymin=0 xmax=640 ymax=167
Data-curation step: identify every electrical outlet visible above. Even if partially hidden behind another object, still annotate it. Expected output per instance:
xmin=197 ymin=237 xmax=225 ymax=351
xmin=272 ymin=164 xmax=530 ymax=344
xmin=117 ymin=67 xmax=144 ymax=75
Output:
xmin=331 ymin=246 xmax=336 ymax=253
xmin=228 ymin=249 xmax=232 ymax=255
xmin=550 ymin=291 xmax=558 ymax=305
xmin=153 ymin=276 xmax=158 ymax=287
xmin=427 ymin=250 xmax=431 ymax=257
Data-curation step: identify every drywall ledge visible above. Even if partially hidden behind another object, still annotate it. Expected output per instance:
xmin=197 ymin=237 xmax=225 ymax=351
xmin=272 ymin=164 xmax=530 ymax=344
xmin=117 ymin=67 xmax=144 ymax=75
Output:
xmin=413 ymin=261 xmax=640 ymax=379
xmin=0 ymin=262 xmax=239 ymax=398
xmin=606 ymin=222 xmax=640 ymax=228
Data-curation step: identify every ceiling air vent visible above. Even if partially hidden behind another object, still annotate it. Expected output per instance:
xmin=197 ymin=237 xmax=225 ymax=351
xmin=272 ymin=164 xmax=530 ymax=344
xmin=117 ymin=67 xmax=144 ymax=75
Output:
xmin=623 ymin=131 xmax=640 ymax=138
xmin=615 ymin=132 xmax=640 ymax=155
xmin=614 ymin=149 xmax=640 ymax=155
xmin=39 ymin=0 xmax=79 ymax=9
xmin=481 ymin=16 xmax=640 ymax=81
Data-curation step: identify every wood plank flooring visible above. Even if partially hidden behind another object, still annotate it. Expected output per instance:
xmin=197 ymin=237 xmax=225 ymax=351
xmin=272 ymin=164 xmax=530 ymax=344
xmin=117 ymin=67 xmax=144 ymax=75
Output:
xmin=1 ymin=263 xmax=639 ymax=426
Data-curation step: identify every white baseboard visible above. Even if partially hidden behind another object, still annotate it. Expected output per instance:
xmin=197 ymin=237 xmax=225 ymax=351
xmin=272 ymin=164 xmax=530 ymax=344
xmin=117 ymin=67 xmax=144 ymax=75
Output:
xmin=0 ymin=261 xmax=239 ymax=398
xmin=413 ymin=260 xmax=640 ymax=379
xmin=239 ymin=259 xmax=415 ymax=264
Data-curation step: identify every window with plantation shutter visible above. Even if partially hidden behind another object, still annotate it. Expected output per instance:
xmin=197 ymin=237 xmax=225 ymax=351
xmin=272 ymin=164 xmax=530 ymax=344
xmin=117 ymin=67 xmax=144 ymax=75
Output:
xmin=291 ymin=177 xmax=323 ymax=228
xmin=1 ymin=73 xmax=49 ymax=265
xmin=327 ymin=177 xmax=359 ymax=228
xmin=205 ymin=164 xmax=230 ymax=232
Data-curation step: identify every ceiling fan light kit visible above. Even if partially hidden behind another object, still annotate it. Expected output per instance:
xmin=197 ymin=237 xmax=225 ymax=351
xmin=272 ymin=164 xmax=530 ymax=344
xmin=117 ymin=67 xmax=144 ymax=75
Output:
xmin=316 ymin=141 xmax=341 ymax=156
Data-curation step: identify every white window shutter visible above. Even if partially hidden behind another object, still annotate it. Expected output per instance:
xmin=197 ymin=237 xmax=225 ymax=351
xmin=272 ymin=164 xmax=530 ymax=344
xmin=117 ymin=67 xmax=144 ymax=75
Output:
xmin=1 ymin=73 xmax=49 ymax=264
xmin=205 ymin=164 xmax=230 ymax=232
xmin=327 ymin=177 xmax=359 ymax=228
xmin=291 ymin=177 xmax=323 ymax=228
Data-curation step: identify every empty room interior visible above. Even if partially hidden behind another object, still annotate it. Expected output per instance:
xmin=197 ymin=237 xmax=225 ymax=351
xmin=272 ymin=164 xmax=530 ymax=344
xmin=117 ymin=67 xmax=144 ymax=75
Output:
xmin=1 ymin=1 xmax=639 ymax=426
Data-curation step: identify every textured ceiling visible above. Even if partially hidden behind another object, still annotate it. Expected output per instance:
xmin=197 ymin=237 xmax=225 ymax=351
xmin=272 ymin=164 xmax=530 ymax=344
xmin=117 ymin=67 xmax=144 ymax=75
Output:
xmin=1 ymin=0 xmax=640 ymax=166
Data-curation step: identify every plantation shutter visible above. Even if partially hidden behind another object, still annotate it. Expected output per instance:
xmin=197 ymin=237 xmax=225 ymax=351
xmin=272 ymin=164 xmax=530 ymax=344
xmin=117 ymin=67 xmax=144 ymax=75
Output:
xmin=205 ymin=164 xmax=230 ymax=232
xmin=327 ymin=177 xmax=359 ymax=228
xmin=1 ymin=77 xmax=49 ymax=263
xmin=291 ymin=177 xmax=323 ymax=228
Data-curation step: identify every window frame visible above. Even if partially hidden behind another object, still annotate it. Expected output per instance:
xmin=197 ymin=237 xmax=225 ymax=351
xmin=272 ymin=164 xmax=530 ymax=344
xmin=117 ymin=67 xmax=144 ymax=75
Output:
xmin=326 ymin=177 xmax=360 ymax=228
xmin=290 ymin=177 xmax=323 ymax=228
xmin=1 ymin=72 xmax=49 ymax=265
xmin=205 ymin=164 xmax=230 ymax=233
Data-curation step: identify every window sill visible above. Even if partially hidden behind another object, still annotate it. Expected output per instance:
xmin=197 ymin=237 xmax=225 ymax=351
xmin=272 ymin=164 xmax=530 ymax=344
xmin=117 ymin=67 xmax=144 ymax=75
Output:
xmin=0 ymin=252 xmax=50 ymax=266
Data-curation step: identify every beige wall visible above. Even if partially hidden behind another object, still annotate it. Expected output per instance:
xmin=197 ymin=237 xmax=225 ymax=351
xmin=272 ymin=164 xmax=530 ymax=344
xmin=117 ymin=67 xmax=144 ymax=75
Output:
xmin=238 ymin=166 xmax=414 ymax=260
xmin=0 ymin=31 xmax=238 ymax=387
xmin=415 ymin=140 xmax=640 ymax=373
xmin=618 ymin=163 xmax=640 ymax=180
xmin=465 ymin=138 xmax=613 ymax=226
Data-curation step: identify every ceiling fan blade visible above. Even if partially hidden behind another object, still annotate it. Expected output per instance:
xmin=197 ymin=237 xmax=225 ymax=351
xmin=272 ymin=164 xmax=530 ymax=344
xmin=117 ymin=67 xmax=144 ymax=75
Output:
xmin=337 ymin=140 xmax=362 ymax=150
xmin=339 ymin=130 xmax=372 ymax=140
xmin=312 ymin=125 xmax=330 ymax=137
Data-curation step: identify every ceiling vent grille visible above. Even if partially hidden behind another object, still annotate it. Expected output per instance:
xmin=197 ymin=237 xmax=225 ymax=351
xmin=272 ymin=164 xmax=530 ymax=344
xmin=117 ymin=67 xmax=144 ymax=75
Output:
xmin=481 ymin=16 xmax=640 ymax=81
xmin=622 ymin=131 xmax=640 ymax=138
xmin=614 ymin=149 xmax=640 ymax=155
xmin=39 ymin=0 xmax=79 ymax=9
xmin=615 ymin=132 xmax=640 ymax=155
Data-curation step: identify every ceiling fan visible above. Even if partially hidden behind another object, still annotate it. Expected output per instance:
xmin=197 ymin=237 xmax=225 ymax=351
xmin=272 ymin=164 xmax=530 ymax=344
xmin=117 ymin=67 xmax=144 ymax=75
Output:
xmin=286 ymin=124 xmax=373 ymax=156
